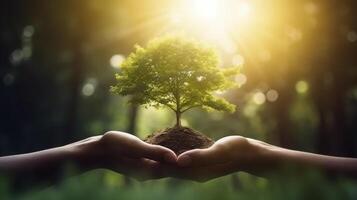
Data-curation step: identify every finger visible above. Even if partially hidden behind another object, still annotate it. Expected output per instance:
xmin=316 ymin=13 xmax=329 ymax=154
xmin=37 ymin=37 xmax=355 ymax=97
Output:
xmin=135 ymin=143 xmax=177 ymax=164
xmin=191 ymin=162 xmax=238 ymax=182
xmin=102 ymin=131 xmax=177 ymax=164
xmin=111 ymin=158 xmax=167 ymax=181
xmin=177 ymin=145 xmax=229 ymax=167
xmin=165 ymin=162 xmax=238 ymax=182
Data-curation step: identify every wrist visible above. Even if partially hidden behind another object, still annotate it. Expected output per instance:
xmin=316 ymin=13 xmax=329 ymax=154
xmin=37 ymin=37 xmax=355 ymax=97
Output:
xmin=64 ymin=136 xmax=104 ymax=171
xmin=255 ymin=144 xmax=288 ymax=172
xmin=238 ymin=140 xmax=285 ymax=176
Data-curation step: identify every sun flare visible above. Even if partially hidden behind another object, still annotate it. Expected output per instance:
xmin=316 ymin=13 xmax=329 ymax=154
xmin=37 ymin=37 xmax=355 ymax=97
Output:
xmin=190 ymin=0 xmax=221 ymax=22
xmin=167 ymin=0 xmax=255 ymax=55
xmin=180 ymin=0 xmax=254 ymax=27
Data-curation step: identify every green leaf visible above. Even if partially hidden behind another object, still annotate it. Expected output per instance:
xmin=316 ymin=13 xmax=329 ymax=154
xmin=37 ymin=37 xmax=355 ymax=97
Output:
xmin=111 ymin=34 xmax=239 ymax=122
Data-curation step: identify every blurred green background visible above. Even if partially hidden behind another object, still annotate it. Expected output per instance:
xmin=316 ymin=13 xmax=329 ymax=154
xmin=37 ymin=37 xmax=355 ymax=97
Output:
xmin=1 ymin=0 xmax=357 ymax=199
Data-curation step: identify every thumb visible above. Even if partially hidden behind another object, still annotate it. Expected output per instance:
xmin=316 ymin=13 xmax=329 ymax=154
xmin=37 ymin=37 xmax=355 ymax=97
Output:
xmin=138 ymin=143 xmax=177 ymax=164
xmin=177 ymin=146 xmax=229 ymax=167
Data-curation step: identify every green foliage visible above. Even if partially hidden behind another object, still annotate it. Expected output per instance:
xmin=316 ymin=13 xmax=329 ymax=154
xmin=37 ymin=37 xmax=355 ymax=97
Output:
xmin=111 ymin=35 xmax=238 ymax=126
xmin=5 ymin=171 xmax=357 ymax=200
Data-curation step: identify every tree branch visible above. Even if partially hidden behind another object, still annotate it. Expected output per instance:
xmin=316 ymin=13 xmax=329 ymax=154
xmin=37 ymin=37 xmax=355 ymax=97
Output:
xmin=180 ymin=105 xmax=201 ymax=113
xmin=164 ymin=103 xmax=177 ymax=112
xmin=147 ymin=95 xmax=177 ymax=112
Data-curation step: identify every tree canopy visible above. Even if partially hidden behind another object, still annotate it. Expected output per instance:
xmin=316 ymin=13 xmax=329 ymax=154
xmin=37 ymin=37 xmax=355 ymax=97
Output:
xmin=111 ymin=35 xmax=239 ymax=127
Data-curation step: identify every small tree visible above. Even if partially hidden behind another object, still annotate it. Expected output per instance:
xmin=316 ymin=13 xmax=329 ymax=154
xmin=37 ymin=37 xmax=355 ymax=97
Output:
xmin=111 ymin=35 xmax=238 ymax=127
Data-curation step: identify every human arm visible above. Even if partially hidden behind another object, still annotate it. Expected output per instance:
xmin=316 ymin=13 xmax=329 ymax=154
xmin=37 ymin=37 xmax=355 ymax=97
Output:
xmin=170 ymin=136 xmax=357 ymax=182
xmin=0 ymin=131 xmax=177 ymax=186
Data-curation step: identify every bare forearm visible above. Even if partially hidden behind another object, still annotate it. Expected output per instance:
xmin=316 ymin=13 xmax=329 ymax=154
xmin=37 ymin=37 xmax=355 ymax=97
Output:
xmin=270 ymin=147 xmax=357 ymax=177
xmin=0 ymin=147 xmax=74 ymax=172
xmin=0 ymin=137 xmax=100 ymax=186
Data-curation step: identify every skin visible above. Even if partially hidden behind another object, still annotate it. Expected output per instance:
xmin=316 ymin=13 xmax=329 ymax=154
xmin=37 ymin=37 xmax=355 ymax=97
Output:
xmin=172 ymin=136 xmax=357 ymax=182
xmin=0 ymin=131 xmax=177 ymax=185
xmin=1 ymin=132 xmax=357 ymax=186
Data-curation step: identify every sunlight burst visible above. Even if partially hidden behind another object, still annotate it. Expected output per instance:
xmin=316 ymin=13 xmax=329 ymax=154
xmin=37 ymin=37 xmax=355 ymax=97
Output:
xmin=238 ymin=2 xmax=252 ymax=18
xmin=170 ymin=0 xmax=255 ymax=55
xmin=190 ymin=0 xmax=220 ymax=21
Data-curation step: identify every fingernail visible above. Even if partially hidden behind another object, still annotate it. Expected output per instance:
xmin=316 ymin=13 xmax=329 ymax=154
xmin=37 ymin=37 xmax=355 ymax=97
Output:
xmin=178 ymin=155 xmax=191 ymax=167
xmin=164 ymin=153 xmax=177 ymax=164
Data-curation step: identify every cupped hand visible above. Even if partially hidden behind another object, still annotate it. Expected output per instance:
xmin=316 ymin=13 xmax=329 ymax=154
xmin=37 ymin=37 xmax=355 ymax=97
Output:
xmin=164 ymin=136 xmax=278 ymax=182
xmin=73 ymin=131 xmax=177 ymax=181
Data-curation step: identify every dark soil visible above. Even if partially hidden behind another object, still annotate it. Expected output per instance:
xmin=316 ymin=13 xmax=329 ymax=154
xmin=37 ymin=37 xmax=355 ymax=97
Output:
xmin=145 ymin=126 xmax=214 ymax=155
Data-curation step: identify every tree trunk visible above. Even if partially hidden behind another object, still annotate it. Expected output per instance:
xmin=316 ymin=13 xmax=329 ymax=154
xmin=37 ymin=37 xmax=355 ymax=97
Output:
xmin=127 ymin=104 xmax=139 ymax=134
xmin=124 ymin=103 xmax=139 ymax=186
xmin=64 ymin=32 xmax=83 ymax=145
xmin=176 ymin=111 xmax=181 ymax=127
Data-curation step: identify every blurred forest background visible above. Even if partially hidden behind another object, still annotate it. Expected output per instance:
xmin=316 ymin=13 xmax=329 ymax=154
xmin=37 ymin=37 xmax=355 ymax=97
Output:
xmin=1 ymin=0 xmax=357 ymax=199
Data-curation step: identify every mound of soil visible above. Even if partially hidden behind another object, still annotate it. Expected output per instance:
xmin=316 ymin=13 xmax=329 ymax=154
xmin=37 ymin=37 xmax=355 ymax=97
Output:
xmin=145 ymin=126 xmax=214 ymax=155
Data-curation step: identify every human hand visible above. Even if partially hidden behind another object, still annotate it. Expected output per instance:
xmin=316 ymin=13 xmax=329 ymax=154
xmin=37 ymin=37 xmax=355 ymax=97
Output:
xmin=163 ymin=136 xmax=278 ymax=182
xmin=72 ymin=131 xmax=177 ymax=181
